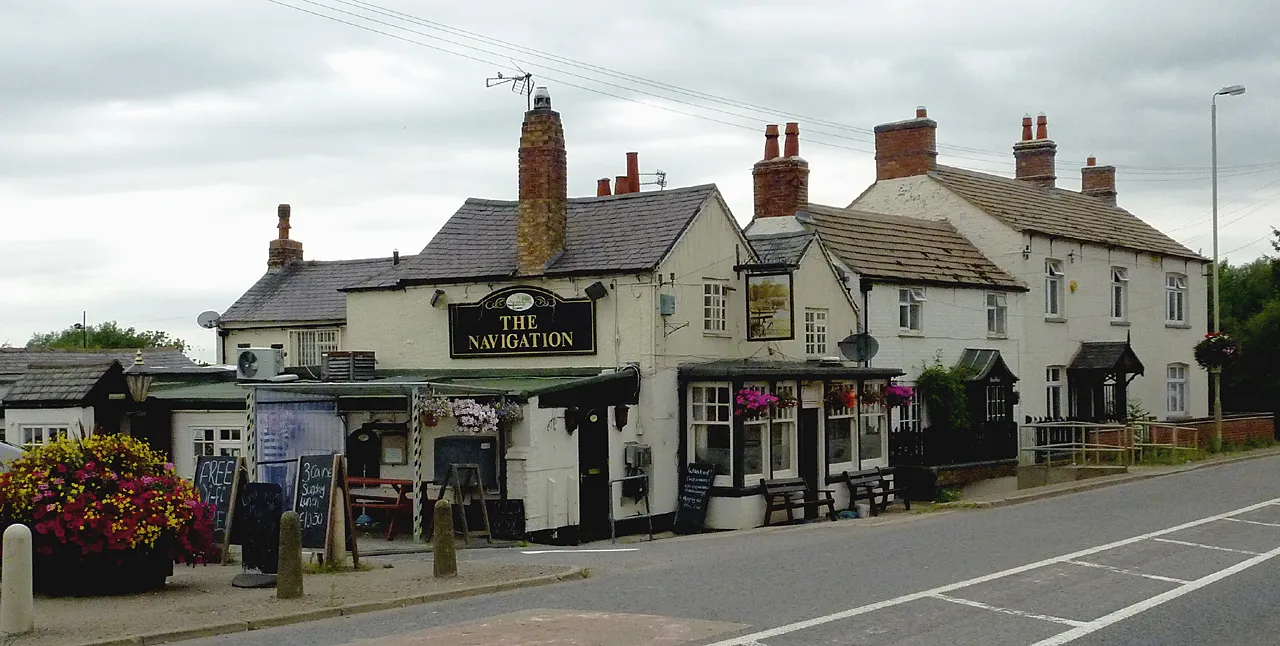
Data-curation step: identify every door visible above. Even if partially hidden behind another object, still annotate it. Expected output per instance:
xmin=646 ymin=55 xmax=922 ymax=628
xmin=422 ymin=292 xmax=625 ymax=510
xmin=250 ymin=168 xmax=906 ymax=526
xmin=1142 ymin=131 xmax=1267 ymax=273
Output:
xmin=798 ymin=408 xmax=820 ymax=519
xmin=577 ymin=408 xmax=611 ymax=542
xmin=346 ymin=428 xmax=381 ymax=479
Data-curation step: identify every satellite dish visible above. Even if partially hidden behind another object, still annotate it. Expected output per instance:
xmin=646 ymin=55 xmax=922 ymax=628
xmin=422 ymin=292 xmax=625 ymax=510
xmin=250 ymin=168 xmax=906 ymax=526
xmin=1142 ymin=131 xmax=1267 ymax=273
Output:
xmin=196 ymin=310 xmax=221 ymax=329
xmin=838 ymin=333 xmax=879 ymax=362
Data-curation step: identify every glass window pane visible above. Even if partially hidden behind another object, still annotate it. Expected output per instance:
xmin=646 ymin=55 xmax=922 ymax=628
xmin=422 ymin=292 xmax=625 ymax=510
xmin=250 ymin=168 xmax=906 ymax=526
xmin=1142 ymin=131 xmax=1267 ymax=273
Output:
xmin=771 ymin=421 xmax=793 ymax=472
xmin=859 ymin=415 xmax=884 ymax=460
xmin=744 ymin=423 xmax=764 ymax=477
xmin=827 ymin=417 xmax=852 ymax=465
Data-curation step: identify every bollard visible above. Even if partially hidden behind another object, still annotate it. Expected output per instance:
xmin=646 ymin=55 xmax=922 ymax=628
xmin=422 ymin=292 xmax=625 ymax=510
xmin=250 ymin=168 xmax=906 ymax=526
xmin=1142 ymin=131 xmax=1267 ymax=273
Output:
xmin=1 ymin=524 xmax=34 ymax=635
xmin=432 ymin=499 xmax=457 ymax=578
xmin=277 ymin=511 xmax=303 ymax=599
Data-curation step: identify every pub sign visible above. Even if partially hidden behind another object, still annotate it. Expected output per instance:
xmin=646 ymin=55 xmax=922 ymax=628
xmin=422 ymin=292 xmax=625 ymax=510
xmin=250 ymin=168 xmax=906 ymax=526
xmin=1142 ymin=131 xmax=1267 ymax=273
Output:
xmin=448 ymin=285 xmax=597 ymax=358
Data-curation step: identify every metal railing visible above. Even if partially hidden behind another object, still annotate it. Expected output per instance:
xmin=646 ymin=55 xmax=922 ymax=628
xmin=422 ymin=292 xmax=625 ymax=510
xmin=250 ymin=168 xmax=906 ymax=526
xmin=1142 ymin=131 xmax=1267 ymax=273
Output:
xmin=608 ymin=473 xmax=654 ymax=543
xmin=1021 ymin=420 xmax=1202 ymax=466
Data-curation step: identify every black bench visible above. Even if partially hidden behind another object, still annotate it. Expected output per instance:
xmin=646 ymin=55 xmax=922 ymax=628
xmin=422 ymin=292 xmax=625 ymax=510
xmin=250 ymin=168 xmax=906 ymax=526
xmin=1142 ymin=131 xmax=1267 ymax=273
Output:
xmin=840 ymin=467 xmax=911 ymax=517
xmin=760 ymin=477 xmax=837 ymax=526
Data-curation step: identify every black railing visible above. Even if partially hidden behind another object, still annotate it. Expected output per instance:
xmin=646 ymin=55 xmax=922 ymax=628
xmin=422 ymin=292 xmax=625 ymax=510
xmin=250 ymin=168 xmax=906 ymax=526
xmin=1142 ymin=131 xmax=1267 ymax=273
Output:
xmin=889 ymin=422 xmax=1018 ymax=467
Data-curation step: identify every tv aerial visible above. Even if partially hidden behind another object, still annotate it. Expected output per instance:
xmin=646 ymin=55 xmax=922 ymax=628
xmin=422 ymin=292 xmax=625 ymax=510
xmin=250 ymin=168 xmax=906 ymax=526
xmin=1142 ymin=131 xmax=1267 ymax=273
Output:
xmin=486 ymin=64 xmax=535 ymax=109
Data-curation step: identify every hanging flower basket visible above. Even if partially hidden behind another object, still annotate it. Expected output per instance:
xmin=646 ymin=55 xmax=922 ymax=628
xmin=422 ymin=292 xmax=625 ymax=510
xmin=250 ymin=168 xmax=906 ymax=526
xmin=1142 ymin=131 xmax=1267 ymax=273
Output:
xmin=493 ymin=401 xmax=524 ymax=425
xmin=735 ymin=389 xmax=779 ymax=420
xmin=416 ymin=395 xmax=452 ymax=428
xmin=883 ymin=384 xmax=915 ymax=408
xmin=825 ymin=385 xmax=858 ymax=410
xmin=450 ymin=398 xmax=500 ymax=434
xmin=1194 ymin=332 xmax=1240 ymax=370
xmin=860 ymin=386 xmax=885 ymax=406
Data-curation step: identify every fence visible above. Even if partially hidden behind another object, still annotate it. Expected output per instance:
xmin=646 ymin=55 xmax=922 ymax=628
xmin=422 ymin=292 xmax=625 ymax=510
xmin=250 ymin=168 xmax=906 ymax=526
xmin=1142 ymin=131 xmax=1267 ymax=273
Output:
xmin=889 ymin=422 xmax=1018 ymax=467
xmin=1022 ymin=421 xmax=1202 ymax=466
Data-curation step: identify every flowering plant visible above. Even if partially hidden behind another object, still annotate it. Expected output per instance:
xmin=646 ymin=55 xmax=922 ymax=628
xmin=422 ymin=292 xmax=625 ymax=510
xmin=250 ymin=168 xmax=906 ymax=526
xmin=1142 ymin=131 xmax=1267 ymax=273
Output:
xmin=883 ymin=384 xmax=915 ymax=408
xmin=826 ymin=385 xmax=857 ymax=410
xmin=735 ymin=388 xmax=779 ymax=419
xmin=1194 ymin=332 xmax=1239 ymax=370
xmin=0 ymin=435 xmax=214 ymax=565
xmin=416 ymin=395 xmax=452 ymax=428
xmin=450 ymin=398 xmax=499 ymax=434
xmin=492 ymin=400 xmax=523 ymax=425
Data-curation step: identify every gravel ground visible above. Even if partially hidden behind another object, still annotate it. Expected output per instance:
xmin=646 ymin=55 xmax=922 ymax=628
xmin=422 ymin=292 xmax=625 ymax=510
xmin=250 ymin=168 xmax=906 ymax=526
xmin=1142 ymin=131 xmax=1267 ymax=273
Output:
xmin=10 ymin=556 xmax=567 ymax=646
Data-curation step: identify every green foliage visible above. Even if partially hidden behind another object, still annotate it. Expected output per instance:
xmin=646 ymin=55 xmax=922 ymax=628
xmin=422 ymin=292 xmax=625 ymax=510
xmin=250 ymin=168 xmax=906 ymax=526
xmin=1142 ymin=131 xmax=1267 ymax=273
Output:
xmin=917 ymin=362 xmax=973 ymax=432
xmin=1126 ymin=401 xmax=1152 ymax=425
xmin=935 ymin=488 xmax=961 ymax=503
xmin=1215 ymin=243 xmax=1280 ymax=413
xmin=27 ymin=320 xmax=187 ymax=353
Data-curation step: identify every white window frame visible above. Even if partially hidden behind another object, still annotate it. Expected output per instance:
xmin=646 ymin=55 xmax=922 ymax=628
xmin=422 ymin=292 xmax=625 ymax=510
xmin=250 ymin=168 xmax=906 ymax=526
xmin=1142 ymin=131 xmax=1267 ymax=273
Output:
xmin=825 ymin=381 xmax=858 ymax=475
xmin=986 ymin=292 xmax=1008 ymax=337
xmin=741 ymin=382 xmax=769 ymax=484
xmin=688 ymin=383 xmax=733 ymax=486
xmin=857 ymin=381 xmax=888 ymax=465
xmin=898 ymin=287 xmax=925 ymax=333
xmin=18 ymin=425 xmax=68 ymax=449
xmin=1166 ymin=364 xmax=1188 ymax=416
xmin=289 ymin=328 xmax=340 ymax=367
xmin=1045 ymin=259 xmax=1065 ymax=318
xmin=193 ymin=427 xmax=246 ymax=461
xmin=703 ymin=282 xmax=728 ymax=335
xmin=1111 ymin=267 xmax=1129 ymax=322
xmin=804 ymin=308 xmax=829 ymax=357
xmin=769 ymin=382 xmax=798 ymax=479
xmin=1045 ymin=367 xmax=1064 ymax=419
xmin=1166 ymin=273 xmax=1187 ymax=325
xmin=899 ymin=387 xmax=924 ymax=433
xmin=986 ymin=385 xmax=1008 ymax=421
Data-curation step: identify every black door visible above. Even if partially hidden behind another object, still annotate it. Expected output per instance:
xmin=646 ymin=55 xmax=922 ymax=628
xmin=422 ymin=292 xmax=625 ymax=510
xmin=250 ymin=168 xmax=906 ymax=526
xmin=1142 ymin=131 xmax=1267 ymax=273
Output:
xmin=346 ymin=428 xmax=381 ymax=479
xmin=577 ymin=408 xmax=611 ymax=542
xmin=799 ymin=408 xmax=820 ymax=519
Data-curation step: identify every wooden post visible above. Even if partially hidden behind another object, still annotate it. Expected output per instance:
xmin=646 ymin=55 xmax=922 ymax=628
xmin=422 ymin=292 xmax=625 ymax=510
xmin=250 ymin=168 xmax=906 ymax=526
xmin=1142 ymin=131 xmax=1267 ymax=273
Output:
xmin=277 ymin=511 xmax=303 ymax=599
xmin=1 ymin=524 xmax=34 ymax=635
xmin=432 ymin=499 xmax=457 ymax=578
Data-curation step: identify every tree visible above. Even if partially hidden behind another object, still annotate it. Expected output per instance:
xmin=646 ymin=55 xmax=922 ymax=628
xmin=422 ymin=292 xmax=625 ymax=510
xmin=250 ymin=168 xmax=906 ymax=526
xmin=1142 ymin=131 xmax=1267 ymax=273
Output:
xmin=27 ymin=321 xmax=188 ymax=353
xmin=1214 ymin=240 xmax=1280 ymax=414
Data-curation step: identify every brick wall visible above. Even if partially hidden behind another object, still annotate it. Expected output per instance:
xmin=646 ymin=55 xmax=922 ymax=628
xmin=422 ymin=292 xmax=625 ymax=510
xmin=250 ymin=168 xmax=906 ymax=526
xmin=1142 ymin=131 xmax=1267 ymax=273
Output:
xmin=516 ymin=104 xmax=567 ymax=275
xmin=873 ymin=108 xmax=937 ymax=181
xmin=267 ymin=203 xmax=303 ymax=269
xmin=1162 ymin=414 xmax=1276 ymax=448
xmin=752 ymin=123 xmax=809 ymax=218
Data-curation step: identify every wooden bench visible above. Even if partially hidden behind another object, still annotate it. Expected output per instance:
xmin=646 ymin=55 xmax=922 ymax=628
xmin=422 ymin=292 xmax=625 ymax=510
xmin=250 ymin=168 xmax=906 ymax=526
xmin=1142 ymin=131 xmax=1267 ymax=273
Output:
xmin=839 ymin=467 xmax=910 ymax=517
xmin=347 ymin=477 xmax=414 ymax=540
xmin=760 ymin=477 xmax=837 ymax=526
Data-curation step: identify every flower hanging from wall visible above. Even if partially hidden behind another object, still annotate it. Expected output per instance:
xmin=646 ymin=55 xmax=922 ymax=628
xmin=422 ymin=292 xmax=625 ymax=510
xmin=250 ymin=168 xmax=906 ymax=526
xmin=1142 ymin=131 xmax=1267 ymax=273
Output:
xmin=825 ymin=385 xmax=857 ymax=410
xmin=450 ymin=398 xmax=499 ymax=434
xmin=1193 ymin=332 xmax=1239 ymax=370
xmin=416 ymin=395 xmax=452 ymax=428
xmin=492 ymin=400 xmax=524 ymax=426
xmin=735 ymin=388 xmax=779 ymax=420
xmin=883 ymin=384 xmax=915 ymax=408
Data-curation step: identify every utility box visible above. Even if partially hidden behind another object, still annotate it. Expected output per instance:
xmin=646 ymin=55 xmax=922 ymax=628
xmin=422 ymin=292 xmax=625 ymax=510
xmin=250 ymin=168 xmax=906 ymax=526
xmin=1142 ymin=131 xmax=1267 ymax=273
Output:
xmin=659 ymin=293 xmax=677 ymax=316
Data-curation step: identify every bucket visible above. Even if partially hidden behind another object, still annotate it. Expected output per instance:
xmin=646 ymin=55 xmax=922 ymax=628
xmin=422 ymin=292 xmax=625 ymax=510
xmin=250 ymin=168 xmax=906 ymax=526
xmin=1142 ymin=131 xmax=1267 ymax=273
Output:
xmin=854 ymin=502 xmax=872 ymax=518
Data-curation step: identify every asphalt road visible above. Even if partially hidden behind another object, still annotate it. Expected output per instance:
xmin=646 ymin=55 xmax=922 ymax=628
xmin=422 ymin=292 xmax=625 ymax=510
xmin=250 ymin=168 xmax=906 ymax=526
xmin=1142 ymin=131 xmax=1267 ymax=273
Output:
xmin=183 ymin=454 xmax=1280 ymax=646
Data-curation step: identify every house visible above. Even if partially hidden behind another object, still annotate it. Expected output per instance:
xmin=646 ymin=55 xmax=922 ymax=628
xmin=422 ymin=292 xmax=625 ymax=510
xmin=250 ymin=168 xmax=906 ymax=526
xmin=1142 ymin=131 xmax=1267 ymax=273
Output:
xmin=851 ymin=108 xmax=1209 ymax=436
xmin=2 ymin=361 xmax=130 ymax=446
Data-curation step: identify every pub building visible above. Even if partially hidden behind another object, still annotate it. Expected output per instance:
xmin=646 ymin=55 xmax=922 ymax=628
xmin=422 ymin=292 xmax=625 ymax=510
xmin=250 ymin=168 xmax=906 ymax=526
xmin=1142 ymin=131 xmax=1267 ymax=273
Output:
xmin=233 ymin=87 xmax=902 ymax=542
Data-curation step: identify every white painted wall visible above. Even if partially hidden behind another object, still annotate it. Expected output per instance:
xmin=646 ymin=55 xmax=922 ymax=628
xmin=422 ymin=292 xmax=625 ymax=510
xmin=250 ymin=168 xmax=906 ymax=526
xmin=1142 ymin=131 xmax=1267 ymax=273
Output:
xmin=219 ymin=323 xmax=349 ymax=368
xmin=171 ymin=410 xmax=247 ymax=479
xmin=3 ymin=407 xmax=94 ymax=445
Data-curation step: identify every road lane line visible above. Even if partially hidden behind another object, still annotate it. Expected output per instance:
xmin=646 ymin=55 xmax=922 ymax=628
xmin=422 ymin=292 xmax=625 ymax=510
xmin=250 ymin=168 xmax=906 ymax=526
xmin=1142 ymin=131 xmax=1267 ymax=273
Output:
xmin=1063 ymin=559 xmax=1189 ymax=584
xmin=1150 ymin=538 xmax=1261 ymax=555
xmin=520 ymin=548 xmax=639 ymax=554
xmin=1222 ymin=517 xmax=1280 ymax=528
xmin=929 ymin=593 xmax=1086 ymax=627
xmin=1031 ymin=543 xmax=1280 ymax=645
xmin=702 ymin=496 xmax=1280 ymax=646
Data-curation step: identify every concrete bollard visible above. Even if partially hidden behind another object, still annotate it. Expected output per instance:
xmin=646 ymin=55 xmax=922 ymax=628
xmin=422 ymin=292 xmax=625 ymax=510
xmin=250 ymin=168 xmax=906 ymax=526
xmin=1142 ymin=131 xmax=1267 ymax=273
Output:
xmin=1 ymin=524 xmax=34 ymax=635
xmin=277 ymin=511 xmax=303 ymax=599
xmin=432 ymin=499 xmax=457 ymax=578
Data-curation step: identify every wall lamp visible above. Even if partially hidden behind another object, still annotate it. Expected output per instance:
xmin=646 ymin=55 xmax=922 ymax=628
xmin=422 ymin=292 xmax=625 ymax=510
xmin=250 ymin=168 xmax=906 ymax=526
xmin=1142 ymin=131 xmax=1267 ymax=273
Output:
xmin=585 ymin=281 xmax=608 ymax=301
xmin=430 ymin=289 xmax=446 ymax=308
xmin=614 ymin=405 xmax=629 ymax=430
xmin=564 ymin=407 xmax=579 ymax=434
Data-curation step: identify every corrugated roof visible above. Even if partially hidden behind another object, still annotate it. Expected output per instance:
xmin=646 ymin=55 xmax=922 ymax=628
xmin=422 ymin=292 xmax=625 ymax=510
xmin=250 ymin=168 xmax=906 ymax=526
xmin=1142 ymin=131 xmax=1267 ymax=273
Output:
xmin=747 ymin=230 xmax=814 ymax=265
xmin=221 ymin=256 xmax=404 ymax=324
xmin=800 ymin=204 xmax=1024 ymax=290
xmin=348 ymin=185 xmax=717 ymax=289
xmin=3 ymin=361 xmax=120 ymax=404
xmin=929 ymin=166 xmax=1202 ymax=260
xmin=0 ymin=348 xmax=197 ymax=378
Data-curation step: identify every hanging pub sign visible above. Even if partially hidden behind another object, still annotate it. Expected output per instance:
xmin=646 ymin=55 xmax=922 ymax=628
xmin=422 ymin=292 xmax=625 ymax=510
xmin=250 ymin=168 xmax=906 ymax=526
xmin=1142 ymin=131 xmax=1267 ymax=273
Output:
xmin=746 ymin=271 xmax=795 ymax=341
xmin=449 ymin=285 xmax=596 ymax=358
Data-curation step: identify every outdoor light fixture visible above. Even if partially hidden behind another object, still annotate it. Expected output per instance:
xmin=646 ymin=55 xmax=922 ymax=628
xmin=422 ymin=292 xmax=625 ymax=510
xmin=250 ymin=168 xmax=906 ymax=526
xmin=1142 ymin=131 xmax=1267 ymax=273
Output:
xmin=613 ymin=405 xmax=629 ymax=430
xmin=1209 ymin=82 xmax=1246 ymax=451
xmin=124 ymin=350 xmax=153 ymax=405
xmin=564 ymin=407 xmax=579 ymax=434
xmin=584 ymin=281 xmax=608 ymax=301
xmin=430 ymin=289 xmax=446 ymax=308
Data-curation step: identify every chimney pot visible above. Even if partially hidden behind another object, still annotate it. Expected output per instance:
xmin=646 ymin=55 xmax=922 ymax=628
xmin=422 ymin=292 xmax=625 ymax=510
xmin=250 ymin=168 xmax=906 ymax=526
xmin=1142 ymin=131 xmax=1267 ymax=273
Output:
xmin=516 ymin=89 xmax=568 ymax=275
xmin=1021 ymin=114 xmax=1033 ymax=142
xmin=915 ymin=106 xmax=928 ymax=118
xmin=268 ymin=203 xmax=303 ymax=269
xmin=597 ymin=177 xmax=612 ymax=197
xmin=1013 ymin=113 xmax=1057 ymax=188
xmin=1086 ymin=156 xmax=1097 ymax=167
xmin=763 ymin=124 xmax=780 ymax=160
xmin=393 ymin=249 xmax=400 ymax=265
xmin=626 ymin=152 xmax=640 ymax=194
xmin=873 ymin=108 xmax=938 ymax=181
xmin=1035 ymin=112 xmax=1048 ymax=140
xmin=783 ymin=122 xmax=800 ymax=157
xmin=613 ymin=175 xmax=627 ymax=194
xmin=753 ymin=122 xmax=809 ymax=218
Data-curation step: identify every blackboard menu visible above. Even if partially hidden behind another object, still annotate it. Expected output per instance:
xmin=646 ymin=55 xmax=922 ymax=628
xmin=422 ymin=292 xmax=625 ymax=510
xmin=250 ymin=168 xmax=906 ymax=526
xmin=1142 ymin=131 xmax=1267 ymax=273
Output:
xmin=486 ymin=499 xmax=526 ymax=540
xmin=673 ymin=463 xmax=716 ymax=534
xmin=295 ymin=454 xmax=337 ymax=550
xmin=230 ymin=482 xmax=283 ymax=574
xmin=193 ymin=455 xmax=241 ymax=545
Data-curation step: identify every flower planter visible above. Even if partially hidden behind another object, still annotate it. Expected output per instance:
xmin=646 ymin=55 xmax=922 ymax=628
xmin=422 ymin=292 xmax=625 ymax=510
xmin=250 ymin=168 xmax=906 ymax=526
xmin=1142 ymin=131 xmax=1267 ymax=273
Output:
xmin=34 ymin=548 xmax=173 ymax=597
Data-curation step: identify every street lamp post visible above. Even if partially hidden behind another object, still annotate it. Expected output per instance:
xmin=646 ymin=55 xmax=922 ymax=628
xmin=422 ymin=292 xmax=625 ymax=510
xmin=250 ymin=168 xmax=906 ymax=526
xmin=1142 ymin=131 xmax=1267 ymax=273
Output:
xmin=1210 ymin=84 xmax=1245 ymax=452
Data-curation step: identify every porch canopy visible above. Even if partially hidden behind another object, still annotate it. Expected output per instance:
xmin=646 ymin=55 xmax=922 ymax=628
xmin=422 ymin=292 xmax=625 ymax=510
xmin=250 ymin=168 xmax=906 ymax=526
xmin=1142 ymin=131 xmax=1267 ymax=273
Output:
xmin=1067 ymin=341 xmax=1145 ymax=422
xmin=955 ymin=348 xmax=1018 ymax=383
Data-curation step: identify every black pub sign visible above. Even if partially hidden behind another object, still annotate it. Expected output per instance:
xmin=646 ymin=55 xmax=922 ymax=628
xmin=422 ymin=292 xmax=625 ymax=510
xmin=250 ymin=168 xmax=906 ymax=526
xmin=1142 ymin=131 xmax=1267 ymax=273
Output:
xmin=449 ymin=285 xmax=596 ymax=358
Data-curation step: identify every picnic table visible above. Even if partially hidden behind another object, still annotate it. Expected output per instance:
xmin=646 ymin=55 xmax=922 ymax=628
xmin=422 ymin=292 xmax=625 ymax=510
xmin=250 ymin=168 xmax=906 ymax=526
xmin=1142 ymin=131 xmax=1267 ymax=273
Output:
xmin=347 ymin=476 xmax=414 ymax=540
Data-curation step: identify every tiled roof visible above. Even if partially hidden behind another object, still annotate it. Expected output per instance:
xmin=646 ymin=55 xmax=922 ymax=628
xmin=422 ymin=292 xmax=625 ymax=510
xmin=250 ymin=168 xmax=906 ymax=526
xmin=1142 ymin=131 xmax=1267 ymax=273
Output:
xmin=1068 ymin=341 xmax=1146 ymax=375
xmin=348 ymin=185 xmax=717 ymax=290
xmin=0 ymin=348 xmax=197 ymax=378
xmin=3 ymin=361 xmax=120 ymax=404
xmin=800 ymin=204 xmax=1024 ymax=290
xmin=746 ymin=230 xmax=814 ymax=265
xmin=221 ymin=257 xmax=404 ymax=323
xmin=929 ymin=166 xmax=1202 ymax=260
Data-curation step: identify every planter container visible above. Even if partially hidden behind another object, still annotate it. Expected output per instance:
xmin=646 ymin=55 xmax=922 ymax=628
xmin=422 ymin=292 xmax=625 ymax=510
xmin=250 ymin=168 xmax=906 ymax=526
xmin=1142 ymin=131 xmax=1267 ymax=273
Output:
xmin=34 ymin=548 xmax=174 ymax=597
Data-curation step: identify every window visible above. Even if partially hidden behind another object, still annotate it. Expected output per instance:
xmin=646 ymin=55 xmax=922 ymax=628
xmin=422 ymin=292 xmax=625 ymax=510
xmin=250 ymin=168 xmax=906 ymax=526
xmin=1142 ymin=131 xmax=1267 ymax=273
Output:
xmin=1045 ymin=259 xmax=1064 ymax=317
xmin=289 ymin=328 xmax=339 ymax=367
xmin=703 ymin=282 xmax=727 ymax=334
xmin=899 ymin=387 xmax=923 ymax=433
xmin=986 ymin=386 xmax=1008 ymax=421
xmin=826 ymin=382 xmax=856 ymax=470
xmin=858 ymin=382 xmax=886 ymax=461
xmin=804 ymin=309 xmax=828 ymax=356
xmin=1167 ymin=364 xmax=1188 ymax=415
xmin=1111 ymin=267 xmax=1129 ymax=321
xmin=1166 ymin=273 xmax=1187 ymax=324
xmin=986 ymin=292 xmax=1007 ymax=337
xmin=19 ymin=425 xmax=68 ymax=448
xmin=193 ymin=427 xmax=244 ymax=460
xmin=770 ymin=383 xmax=796 ymax=476
xmin=689 ymin=384 xmax=732 ymax=480
xmin=1045 ymin=367 xmax=1064 ymax=419
xmin=898 ymin=288 xmax=925 ymax=332
xmin=742 ymin=384 xmax=767 ymax=481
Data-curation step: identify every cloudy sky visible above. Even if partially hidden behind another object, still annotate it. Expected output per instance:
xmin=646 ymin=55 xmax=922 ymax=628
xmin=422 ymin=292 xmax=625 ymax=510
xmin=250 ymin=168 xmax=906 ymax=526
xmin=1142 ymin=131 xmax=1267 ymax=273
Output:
xmin=2 ymin=0 xmax=1276 ymax=362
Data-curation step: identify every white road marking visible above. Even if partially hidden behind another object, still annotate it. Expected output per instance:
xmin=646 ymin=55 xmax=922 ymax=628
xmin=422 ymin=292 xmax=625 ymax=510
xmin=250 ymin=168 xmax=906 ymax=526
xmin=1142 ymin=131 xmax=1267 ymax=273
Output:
xmin=1031 ymin=543 xmax=1280 ymax=645
xmin=703 ymin=496 xmax=1280 ymax=646
xmin=1222 ymin=517 xmax=1280 ymax=528
xmin=1063 ymin=559 xmax=1190 ymax=584
xmin=929 ymin=593 xmax=1086 ymax=627
xmin=1150 ymin=537 xmax=1261 ymax=555
xmin=519 ymin=548 xmax=639 ymax=554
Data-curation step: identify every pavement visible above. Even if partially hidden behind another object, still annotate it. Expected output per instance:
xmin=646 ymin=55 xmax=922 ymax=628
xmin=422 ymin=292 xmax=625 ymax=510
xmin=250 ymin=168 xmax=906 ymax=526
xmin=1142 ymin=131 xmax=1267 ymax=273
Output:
xmin=167 ymin=449 xmax=1280 ymax=646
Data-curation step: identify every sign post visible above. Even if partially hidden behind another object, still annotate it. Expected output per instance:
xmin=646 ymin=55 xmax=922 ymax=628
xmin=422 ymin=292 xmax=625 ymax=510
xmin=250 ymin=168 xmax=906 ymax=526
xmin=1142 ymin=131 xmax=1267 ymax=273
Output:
xmin=193 ymin=455 xmax=247 ymax=563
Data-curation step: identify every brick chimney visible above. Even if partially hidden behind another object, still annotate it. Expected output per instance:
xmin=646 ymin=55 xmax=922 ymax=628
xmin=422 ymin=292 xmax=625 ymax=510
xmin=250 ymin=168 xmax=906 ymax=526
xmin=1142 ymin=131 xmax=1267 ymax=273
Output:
xmin=1013 ymin=112 xmax=1057 ymax=188
xmin=596 ymin=178 xmax=612 ymax=196
xmin=1081 ymin=156 xmax=1117 ymax=205
xmin=516 ymin=86 xmax=568 ymax=276
xmin=267 ymin=204 xmax=303 ymax=270
xmin=752 ymin=122 xmax=810 ymax=218
xmin=873 ymin=106 xmax=938 ymax=181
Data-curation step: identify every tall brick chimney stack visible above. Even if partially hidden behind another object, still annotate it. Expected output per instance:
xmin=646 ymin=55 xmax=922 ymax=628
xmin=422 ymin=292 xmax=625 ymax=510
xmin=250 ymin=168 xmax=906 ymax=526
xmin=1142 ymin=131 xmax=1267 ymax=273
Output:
xmin=1014 ymin=112 xmax=1057 ymax=188
xmin=626 ymin=152 xmax=640 ymax=194
xmin=1080 ymin=156 xmax=1118 ymax=205
xmin=267 ymin=203 xmax=303 ymax=270
xmin=873 ymin=106 xmax=938 ymax=181
xmin=752 ymin=122 xmax=810 ymax=218
xmin=516 ymin=86 xmax=568 ymax=276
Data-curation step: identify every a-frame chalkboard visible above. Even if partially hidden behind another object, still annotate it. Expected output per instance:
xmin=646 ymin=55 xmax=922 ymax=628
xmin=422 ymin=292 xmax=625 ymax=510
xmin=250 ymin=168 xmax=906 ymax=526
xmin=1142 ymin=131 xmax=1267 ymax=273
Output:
xmin=193 ymin=455 xmax=247 ymax=563
xmin=294 ymin=454 xmax=359 ymax=567
xmin=673 ymin=463 xmax=716 ymax=534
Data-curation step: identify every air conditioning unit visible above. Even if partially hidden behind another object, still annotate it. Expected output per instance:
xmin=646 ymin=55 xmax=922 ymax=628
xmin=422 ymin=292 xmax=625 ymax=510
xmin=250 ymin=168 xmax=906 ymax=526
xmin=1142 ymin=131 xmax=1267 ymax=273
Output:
xmin=322 ymin=351 xmax=377 ymax=382
xmin=236 ymin=347 xmax=285 ymax=381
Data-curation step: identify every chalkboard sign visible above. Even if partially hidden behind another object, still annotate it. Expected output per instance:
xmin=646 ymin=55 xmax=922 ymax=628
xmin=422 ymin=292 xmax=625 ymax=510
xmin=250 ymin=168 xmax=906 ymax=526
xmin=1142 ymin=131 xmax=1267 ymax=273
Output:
xmin=193 ymin=455 xmax=245 ymax=559
xmin=230 ymin=482 xmax=283 ymax=574
xmin=293 ymin=454 xmax=359 ymax=566
xmin=434 ymin=436 xmax=498 ymax=491
xmin=486 ymin=499 xmax=526 ymax=540
xmin=672 ymin=463 xmax=716 ymax=534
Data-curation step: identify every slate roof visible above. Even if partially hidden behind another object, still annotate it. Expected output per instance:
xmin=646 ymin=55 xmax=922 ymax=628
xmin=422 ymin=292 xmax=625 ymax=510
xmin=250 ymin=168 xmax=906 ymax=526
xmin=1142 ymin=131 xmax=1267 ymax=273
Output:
xmin=3 ymin=361 xmax=120 ymax=404
xmin=0 ymin=348 xmax=197 ymax=379
xmin=221 ymin=257 xmax=403 ymax=323
xmin=928 ymin=166 xmax=1202 ymax=260
xmin=799 ymin=204 xmax=1024 ymax=290
xmin=348 ymin=185 xmax=718 ymax=290
xmin=746 ymin=230 xmax=814 ymax=265
xmin=1068 ymin=341 xmax=1146 ymax=375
